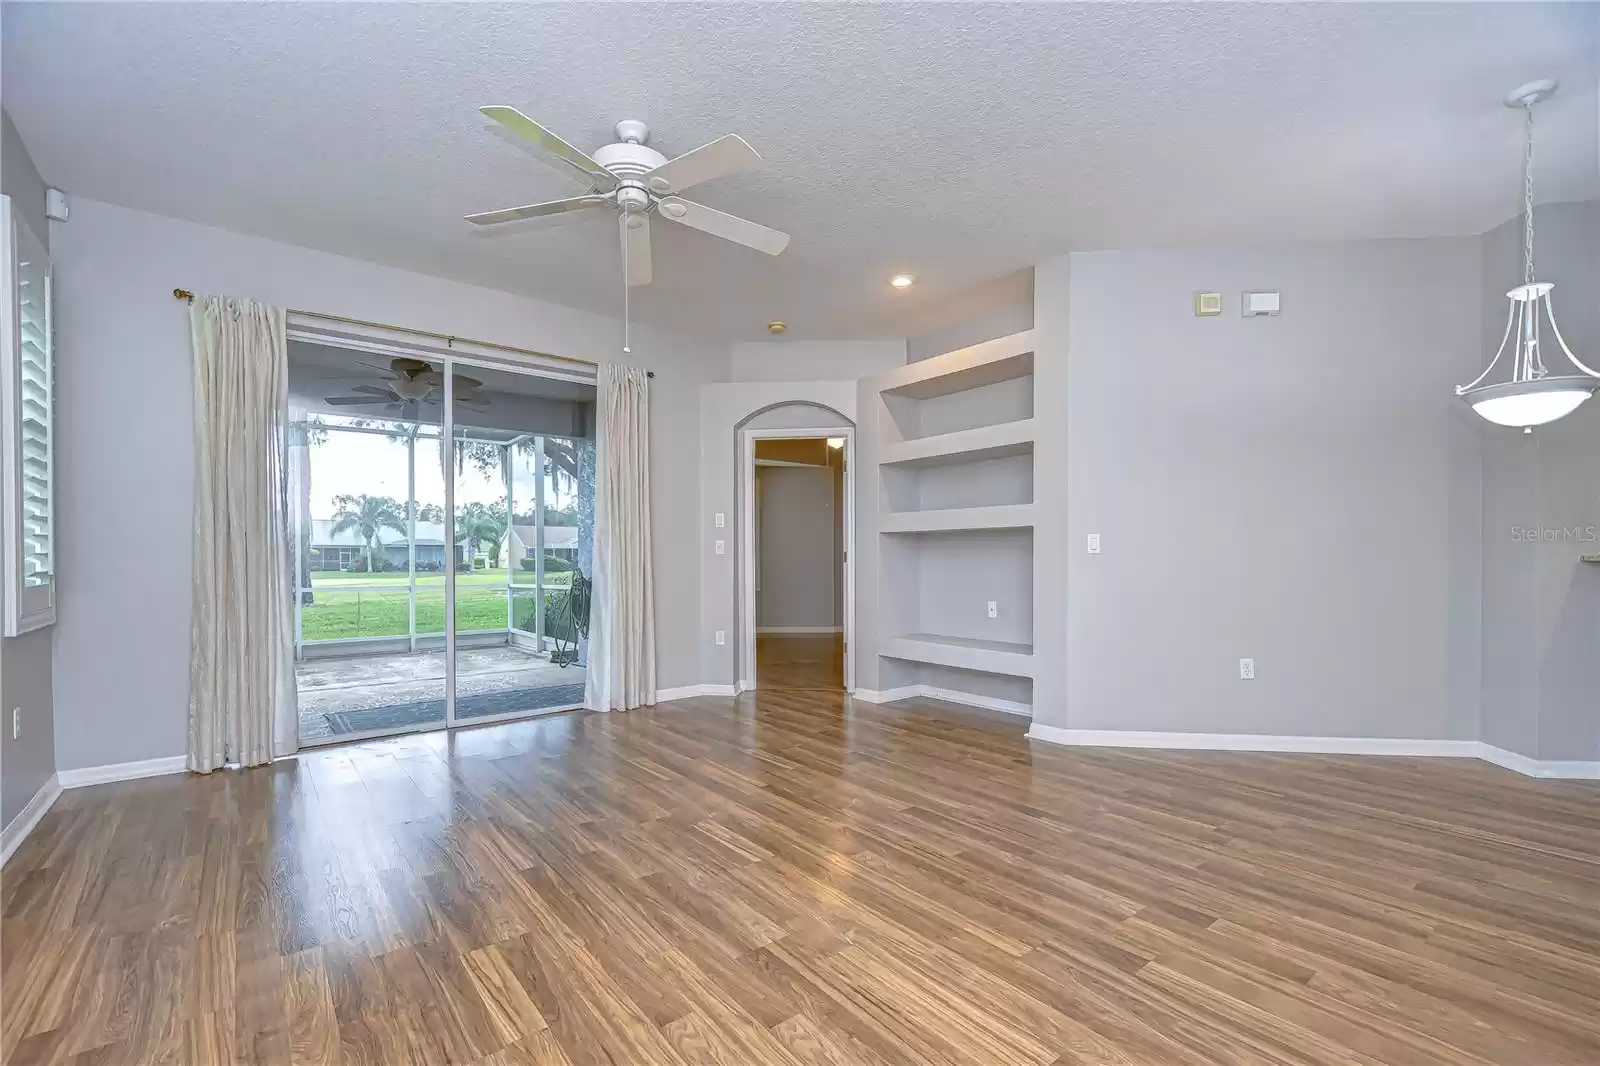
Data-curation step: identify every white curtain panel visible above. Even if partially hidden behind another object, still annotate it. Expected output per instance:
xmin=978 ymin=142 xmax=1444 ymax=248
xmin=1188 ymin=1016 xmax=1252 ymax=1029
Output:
xmin=187 ymin=296 xmax=295 ymax=771
xmin=585 ymin=364 xmax=656 ymax=711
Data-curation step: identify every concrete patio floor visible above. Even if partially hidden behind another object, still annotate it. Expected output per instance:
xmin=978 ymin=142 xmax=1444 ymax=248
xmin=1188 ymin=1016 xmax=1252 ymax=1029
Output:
xmin=296 ymin=644 xmax=585 ymax=742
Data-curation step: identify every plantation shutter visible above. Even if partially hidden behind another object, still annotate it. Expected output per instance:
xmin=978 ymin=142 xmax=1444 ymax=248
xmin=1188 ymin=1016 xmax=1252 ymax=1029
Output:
xmin=3 ymin=196 xmax=55 ymax=634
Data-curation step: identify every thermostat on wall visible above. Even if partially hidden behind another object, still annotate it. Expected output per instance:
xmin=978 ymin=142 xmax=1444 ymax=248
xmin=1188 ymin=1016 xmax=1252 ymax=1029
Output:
xmin=1243 ymin=291 xmax=1280 ymax=317
xmin=1194 ymin=292 xmax=1222 ymax=317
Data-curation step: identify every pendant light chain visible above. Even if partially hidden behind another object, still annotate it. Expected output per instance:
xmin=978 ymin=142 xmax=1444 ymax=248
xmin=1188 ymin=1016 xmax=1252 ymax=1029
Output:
xmin=1522 ymin=103 xmax=1536 ymax=286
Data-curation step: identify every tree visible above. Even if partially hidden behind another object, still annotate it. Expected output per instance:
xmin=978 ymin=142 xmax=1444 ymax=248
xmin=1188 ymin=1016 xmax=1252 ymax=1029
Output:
xmin=417 ymin=502 xmax=444 ymax=524
xmin=328 ymin=494 xmax=407 ymax=573
xmin=515 ymin=504 xmax=578 ymax=527
xmin=456 ymin=500 xmax=509 ymax=567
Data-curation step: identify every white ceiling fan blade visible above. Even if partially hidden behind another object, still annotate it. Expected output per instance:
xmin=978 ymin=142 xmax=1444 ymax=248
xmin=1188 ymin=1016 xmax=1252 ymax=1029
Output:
xmin=325 ymin=396 xmax=390 ymax=406
xmin=643 ymin=134 xmax=761 ymax=195
xmin=465 ymin=195 xmax=611 ymax=227
xmin=480 ymin=106 xmax=619 ymax=191
xmin=622 ymin=213 xmax=653 ymax=287
xmin=657 ymin=197 xmax=789 ymax=255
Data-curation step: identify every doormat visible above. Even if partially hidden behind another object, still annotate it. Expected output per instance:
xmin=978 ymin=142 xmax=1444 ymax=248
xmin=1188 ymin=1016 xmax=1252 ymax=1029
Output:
xmin=323 ymin=683 xmax=588 ymax=735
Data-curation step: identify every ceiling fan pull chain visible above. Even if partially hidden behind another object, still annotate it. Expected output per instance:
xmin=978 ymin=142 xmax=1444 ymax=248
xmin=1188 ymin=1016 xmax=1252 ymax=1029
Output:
xmin=620 ymin=213 xmax=632 ymax=354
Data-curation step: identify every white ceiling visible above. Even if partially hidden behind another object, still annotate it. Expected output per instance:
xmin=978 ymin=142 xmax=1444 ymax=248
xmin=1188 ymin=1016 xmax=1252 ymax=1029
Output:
xmin=5 ymin=3 xmax=1596 ymax=340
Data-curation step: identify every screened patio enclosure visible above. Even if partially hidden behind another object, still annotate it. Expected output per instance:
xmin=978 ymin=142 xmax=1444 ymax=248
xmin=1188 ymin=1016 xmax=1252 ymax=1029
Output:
xmin=286 ymin=337 xmax=597 ymax=745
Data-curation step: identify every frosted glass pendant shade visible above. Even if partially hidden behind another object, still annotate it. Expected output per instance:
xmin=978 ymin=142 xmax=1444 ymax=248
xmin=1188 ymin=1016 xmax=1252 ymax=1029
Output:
xmin=1463 ymin=376 xmax=1596 ymax=428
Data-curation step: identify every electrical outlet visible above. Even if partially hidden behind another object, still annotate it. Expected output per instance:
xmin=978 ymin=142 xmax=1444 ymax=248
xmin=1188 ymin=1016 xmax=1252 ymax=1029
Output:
xmin=1087 ymin=533 xmax=1101 ymax=554
xmin=1239 ymin=658 xmax=1256 ymax=681
xmin=714 ymin=630 xmax=726 ymax=646
xmin=987 ymin=600 xmax=998 ymax=618
xmin=10 ymin=707 xmax=18 ymax=740
xmin=714 ymin=540 xmax=725 ymax=555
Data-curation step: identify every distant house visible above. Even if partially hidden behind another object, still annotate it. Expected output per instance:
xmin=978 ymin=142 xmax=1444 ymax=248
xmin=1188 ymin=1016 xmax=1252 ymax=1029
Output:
xmin=306 ymin=519 xmax=466 ymax=571
xmin=503 ymin=524 xmax=580 ymax=571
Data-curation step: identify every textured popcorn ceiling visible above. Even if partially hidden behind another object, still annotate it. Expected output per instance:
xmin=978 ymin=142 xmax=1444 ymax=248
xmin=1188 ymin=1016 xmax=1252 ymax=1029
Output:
xmin=4 ymin=2 xmax=1595 ymax=340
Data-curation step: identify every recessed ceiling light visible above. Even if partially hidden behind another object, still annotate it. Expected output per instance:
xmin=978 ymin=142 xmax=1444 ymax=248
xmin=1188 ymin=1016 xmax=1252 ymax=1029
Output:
xmin=889 ymin=274 xmax=915 ymax=289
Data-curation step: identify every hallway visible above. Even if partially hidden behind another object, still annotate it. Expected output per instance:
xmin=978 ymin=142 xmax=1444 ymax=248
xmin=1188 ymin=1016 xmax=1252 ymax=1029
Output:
xmin=755 ymin=632 xmax=843 ymax=691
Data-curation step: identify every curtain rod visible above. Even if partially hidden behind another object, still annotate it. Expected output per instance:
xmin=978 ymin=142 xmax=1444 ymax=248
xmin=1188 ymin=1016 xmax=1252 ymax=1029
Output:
xmin=171 ymin=288 xmax=651 ymax=377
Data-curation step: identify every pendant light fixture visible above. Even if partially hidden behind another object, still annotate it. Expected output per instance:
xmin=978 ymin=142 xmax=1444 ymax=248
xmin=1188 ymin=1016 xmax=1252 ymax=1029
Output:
xmin=1456 ymin=79 xmax=1599 ymax=432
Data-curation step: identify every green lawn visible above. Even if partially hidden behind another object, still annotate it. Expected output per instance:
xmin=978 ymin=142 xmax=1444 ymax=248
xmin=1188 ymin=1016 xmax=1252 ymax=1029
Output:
xmin=300 ymin=576 xmax=575 ymax=641
xmin=308 ymin=567 xmax=570 ymax=589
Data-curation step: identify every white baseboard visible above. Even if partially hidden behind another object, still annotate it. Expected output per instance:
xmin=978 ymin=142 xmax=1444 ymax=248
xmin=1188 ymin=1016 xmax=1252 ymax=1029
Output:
xmin=1026 ymin=726 xmax=1476 ymax=758
xmin=1024 ymin=727 xmax=1599 ymax=780
xmin=56 ymin=755 xmax=188 ymax=789
xmin=654 ymin=684 xmax=739 ymax=703
xmin=757 ymin=626 xmax=843 ymax=634
xmin=1 ymin=773 xmax=62 ymax=866
xmin=850 ymin=686 xmax=920 ymax=704
xmin=1476 ymin=743 xmax=1600 ymax=780
xmin=915 ymin=686 xmax=1031 ymax=716
xmin=851 ymin=684 xmax=1031 ymax=717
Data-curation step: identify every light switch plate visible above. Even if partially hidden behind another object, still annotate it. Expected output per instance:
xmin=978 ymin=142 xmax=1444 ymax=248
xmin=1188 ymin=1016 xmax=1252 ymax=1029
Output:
xmin=1243 ymin=291 xmax=1281 ymax=317
xmin=714 ymin=513 xmax=725 ymax=528
xmin=714 ymin=540 xmax=725 ymax=555
xmin=715 ymin=631 xmax=726 ymax=646
xmin=1087 ymin=533 xmax=1101 ymax=555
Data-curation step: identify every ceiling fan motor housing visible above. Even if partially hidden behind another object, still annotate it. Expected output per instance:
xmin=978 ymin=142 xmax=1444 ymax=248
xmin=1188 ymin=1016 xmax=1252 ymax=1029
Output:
xmin=592 ymin=139 xmax=668 ymax=181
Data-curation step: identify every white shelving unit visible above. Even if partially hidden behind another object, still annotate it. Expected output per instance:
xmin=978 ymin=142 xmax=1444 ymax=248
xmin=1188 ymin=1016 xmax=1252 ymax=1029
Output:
xmin=866 ymin=330 xmax=1038 ymax=697
xmin=879 ymin=417 xmax=1035 ymax=467
xmin=881 ymin=633 xmax=1036 ymax=677
xmin=880 ymin=503 xmax=1035 ymax=534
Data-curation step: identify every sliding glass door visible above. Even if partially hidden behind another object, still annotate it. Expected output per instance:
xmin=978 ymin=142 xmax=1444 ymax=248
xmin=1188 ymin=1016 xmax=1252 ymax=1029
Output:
xmin=286 ymin=340 xmax=594 ymax=746
xmin=448 ymin=361 xmax=592 ymax=728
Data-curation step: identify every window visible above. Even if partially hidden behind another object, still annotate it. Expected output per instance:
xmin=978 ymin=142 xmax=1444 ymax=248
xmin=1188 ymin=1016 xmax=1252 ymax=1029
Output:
xmin=1 ymin=196 xmax=54 ymax=635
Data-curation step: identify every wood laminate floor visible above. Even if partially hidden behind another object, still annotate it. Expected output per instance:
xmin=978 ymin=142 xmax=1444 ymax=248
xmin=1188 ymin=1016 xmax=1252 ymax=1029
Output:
xmin=756 ymin=634 xmax=843 ymax=692
xmin=3 ymin=692 xmax=1598 ymax=1065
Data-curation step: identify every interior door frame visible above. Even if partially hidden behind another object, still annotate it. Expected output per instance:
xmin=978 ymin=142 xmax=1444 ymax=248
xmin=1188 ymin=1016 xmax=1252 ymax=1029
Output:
xmin=738 ymin=426 xmax=855 ymax=693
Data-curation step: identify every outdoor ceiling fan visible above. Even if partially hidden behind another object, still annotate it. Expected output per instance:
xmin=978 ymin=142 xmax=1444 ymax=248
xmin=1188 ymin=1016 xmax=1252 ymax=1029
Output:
xmin=323 ymin=357 xmax=489 ymax=414
xmin=466 ymin=107 xmax=790 ymax=287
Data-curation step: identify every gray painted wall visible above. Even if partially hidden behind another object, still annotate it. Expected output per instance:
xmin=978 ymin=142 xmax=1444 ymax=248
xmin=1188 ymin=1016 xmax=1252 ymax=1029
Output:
xmin=1044 ymin=237 xmax=1486 ymax=740
xmin=757 ymin=464 xmax=840 ymax=629
xmin=1477 ymin=202 xmax=1600 ymax=761
xmin=1 ymin=109 xmax=57 ymax=827
xmin=47 ymin=197 xmax=725 ymax=772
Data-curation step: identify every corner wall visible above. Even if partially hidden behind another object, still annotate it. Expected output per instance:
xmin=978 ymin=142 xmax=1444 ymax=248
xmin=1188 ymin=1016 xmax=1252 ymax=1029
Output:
xmin=1477 ymin=202 xmax=1600 ymax=762
xmin=1041 ymin=237 xmax=1487 ymax=742
xmin=0 ymin=109 xmax=58 ymax=829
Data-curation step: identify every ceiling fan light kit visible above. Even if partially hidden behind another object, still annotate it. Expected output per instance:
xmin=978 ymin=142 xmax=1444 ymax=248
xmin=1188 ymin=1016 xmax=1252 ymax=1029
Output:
xmin=1455 ymin=79 xmax=1598 ymax=432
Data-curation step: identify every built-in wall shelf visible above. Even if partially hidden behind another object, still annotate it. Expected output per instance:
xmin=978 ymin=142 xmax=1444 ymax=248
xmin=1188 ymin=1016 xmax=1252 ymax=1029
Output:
xmin=867 ymin=326 xmax=1039 ymax=706
xmin=879 ymin=331 xmax=1036 ymax=400
xmin=880 ymin=418 xmax=1035 ymax=468
xmin=881 ymin=504 xmax=1035 ymax=534
xmin=882 ymin=633 xmax=1035 ymax=678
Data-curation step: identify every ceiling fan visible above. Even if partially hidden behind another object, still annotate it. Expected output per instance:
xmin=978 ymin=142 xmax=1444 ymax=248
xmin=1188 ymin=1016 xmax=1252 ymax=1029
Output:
xmin=467 ymin=107 xmax=790 ymax=287
xmin=323 ymin=357 xmax=489 ymax=414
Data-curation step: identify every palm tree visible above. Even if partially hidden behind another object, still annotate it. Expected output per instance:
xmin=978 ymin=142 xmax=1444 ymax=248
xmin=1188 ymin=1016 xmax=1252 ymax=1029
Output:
xmin=456 ymin=501 xmax=509 ymax=568
xmin=328 ymin=493 xmax=406 ymax=572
